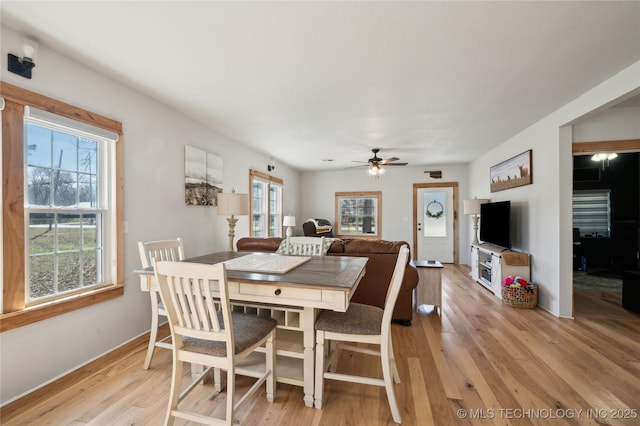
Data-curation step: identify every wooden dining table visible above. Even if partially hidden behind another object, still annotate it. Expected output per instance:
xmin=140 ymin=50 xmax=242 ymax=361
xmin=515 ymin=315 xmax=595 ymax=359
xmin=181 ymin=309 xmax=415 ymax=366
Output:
xmin=135 ymin=251 xmax=367 ymax=408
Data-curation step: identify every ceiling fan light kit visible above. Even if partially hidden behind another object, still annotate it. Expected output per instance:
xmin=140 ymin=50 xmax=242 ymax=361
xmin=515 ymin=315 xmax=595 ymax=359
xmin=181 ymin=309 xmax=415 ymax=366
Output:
xmin=368 ymin=164 xmax=386 ymax=177
xmin=351 ymin=148 xmax=407 ymax=177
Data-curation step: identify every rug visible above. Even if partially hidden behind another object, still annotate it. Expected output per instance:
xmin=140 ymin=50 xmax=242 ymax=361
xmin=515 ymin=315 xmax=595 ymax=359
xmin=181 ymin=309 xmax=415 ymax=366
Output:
xmin=573 ymin=271 xmax=622 ymax=292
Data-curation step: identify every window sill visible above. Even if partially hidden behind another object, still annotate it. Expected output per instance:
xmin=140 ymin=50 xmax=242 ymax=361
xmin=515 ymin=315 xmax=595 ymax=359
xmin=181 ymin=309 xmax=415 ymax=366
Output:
xmin=0 ymin=284 xmax=124 ymax=333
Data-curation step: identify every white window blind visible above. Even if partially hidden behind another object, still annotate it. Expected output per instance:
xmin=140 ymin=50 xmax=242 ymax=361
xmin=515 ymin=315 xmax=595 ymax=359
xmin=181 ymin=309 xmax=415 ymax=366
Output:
xmin=25 ymin=106 xmax=119 ymax=142
xmin=572 ymin=189 xmax=611 ymax=237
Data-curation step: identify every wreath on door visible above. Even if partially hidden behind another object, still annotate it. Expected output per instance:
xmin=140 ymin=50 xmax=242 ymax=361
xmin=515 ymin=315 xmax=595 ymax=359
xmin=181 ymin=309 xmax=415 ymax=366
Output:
xmin=425 ymin=200 xmax=444 ymax=219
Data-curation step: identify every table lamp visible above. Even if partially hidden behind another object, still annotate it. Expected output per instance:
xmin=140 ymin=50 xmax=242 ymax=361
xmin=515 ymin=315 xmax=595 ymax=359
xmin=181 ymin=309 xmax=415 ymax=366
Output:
xmin=463 ymin=197 xmax=489 ymax=245
xmin=283 ymin=215 xmax=296 ymax=238
xmin=217 ymin=189 xmax=249 ymax=251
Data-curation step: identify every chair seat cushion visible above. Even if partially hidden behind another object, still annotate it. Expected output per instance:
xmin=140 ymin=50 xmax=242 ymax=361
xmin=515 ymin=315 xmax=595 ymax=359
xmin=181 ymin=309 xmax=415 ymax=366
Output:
xmin=183 ymin=312 xmax=277 ymax=357
xmin=315 ymin=302 xmax=383 ymax=335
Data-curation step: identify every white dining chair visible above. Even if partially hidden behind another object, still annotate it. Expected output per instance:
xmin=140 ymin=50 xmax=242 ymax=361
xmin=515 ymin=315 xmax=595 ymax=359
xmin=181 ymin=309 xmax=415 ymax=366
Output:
xmin=278 ymin=236 xmax=328 ymax=256
xmin=138 ymin=238 xmax=185 ymax=369
xmin=154 ymin=260 xmax=277 ymax=426
xmin=314 ymin=245 xmax=409 ymax=424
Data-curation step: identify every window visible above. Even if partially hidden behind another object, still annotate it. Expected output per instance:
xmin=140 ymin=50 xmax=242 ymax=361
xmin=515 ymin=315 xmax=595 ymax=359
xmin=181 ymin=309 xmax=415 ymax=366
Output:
xmin=250 ymin=170 xmax=283 ymax=237
xmin=1 ymin=82 xmax=123 ymax=332
xmin=335 ymin=191 xmax=381 ymax=239
xmin=572 ymin=189 xmax=611 ymax=237
xmin=24 ymin=107 xmax=114 ymax=303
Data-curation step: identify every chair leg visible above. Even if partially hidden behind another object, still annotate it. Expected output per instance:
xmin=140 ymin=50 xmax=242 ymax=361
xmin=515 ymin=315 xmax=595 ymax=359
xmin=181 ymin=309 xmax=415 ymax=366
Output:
xmin=226 ymin=368 xmax=235 ymax=425
xmin=213 ymin=367 xmax=223 ymax=392
xmin=381 ymin=339 xmax=402 ymax=424
xmin=143 ymin=290 xmax=161 ymax=370
xmin=314 ymin=330 xmax=325 ymax=408
xmin=388 ymin=335 xmax=401 ymax=384
xmin=265 ymin=331 xmax=276 ymax=402
xmin=327 ymin=340 xmax=337 ymax=373
xmin=165 ymin=356 xmax=183 ymax=426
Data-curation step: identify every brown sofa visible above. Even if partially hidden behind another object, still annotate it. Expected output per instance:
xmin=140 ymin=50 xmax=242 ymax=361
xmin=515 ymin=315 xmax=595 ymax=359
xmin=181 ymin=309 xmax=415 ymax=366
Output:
xmin=235 ymin=237 xmax=419 ymax=325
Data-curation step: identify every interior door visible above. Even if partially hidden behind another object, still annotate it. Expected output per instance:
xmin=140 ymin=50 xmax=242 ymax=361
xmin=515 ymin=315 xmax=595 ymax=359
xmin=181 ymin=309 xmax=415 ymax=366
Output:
xmin=414 ymin=183 xmax=458 ymax=263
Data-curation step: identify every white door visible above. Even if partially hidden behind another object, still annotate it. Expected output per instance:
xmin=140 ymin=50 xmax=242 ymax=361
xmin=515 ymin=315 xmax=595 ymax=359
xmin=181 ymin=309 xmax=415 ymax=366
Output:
xmin=416 ymin=186 xmax=455 ymax=262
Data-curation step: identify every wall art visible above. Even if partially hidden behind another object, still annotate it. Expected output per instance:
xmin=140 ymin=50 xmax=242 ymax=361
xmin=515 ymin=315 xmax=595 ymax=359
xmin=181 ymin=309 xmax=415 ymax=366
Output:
xmin=185 ymin=145 xmax=223 ymax=205
xmin=490 ymin=150 xmax=532 ymax=192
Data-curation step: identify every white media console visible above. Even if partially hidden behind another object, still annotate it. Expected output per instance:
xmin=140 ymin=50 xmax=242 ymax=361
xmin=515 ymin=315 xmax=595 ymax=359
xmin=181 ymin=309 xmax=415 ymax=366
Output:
xmin=470 ymin=243 xmax=530 ymax=299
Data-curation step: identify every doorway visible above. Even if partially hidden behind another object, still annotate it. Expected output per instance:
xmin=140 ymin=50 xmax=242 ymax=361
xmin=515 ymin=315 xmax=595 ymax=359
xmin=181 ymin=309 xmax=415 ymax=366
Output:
xmin=413 ymin=182 xmax=459 ymax=263
xmin=572 ymin=140 xmax=640 ymax=317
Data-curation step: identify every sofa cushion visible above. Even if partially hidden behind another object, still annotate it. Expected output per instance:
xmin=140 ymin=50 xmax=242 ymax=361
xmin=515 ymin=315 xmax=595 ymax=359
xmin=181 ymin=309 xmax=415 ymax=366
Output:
xmin=326 ymin=239 xmax=345 ymax=253
xmin=236 ymin=237 xmax=283 ymax=252
xmin=343 ymin=239 xmax=408 ymax=255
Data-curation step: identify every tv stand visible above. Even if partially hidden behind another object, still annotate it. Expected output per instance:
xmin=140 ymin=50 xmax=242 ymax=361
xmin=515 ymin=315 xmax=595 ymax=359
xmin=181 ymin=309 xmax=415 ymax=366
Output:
xmin=470 ymin=243 xmax=530 ymax=299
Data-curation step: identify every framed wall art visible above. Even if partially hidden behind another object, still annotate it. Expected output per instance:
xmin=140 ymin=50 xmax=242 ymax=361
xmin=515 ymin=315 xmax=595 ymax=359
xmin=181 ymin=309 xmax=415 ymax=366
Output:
xmin=185 ymin=145 xmax=223 ymax=206
xmin=490 ymin=150 xmax=532 ymax=192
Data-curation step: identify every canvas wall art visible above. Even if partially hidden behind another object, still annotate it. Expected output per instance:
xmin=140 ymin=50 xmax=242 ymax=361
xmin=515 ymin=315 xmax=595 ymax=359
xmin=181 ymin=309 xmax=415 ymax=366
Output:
xmin=185 ymin=145 xmax=223 ymax=205
xmin=490 ymin=150 xmax=532 ymax=192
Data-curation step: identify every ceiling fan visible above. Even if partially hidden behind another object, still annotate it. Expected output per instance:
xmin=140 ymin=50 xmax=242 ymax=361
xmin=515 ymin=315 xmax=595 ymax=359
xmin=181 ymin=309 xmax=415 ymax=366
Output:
xmin=351 ymin=148 xmax=408 ymax=176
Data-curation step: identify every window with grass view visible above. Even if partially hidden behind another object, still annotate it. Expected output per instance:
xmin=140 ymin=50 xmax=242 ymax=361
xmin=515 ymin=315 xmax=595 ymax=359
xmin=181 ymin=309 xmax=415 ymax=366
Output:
xmin=335 ymin=191 xmax=381 ymax=238
xmin=2 ymin=84 xmax=123 ymax=331
xmin=24 ymin=108 xmax=114 ymax=303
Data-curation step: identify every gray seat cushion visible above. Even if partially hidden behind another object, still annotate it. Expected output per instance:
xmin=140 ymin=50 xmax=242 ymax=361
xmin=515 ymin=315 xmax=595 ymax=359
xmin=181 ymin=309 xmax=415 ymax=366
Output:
xmin=315 ymin=302 xmax=383 ymax=335
xmin=183 ymin=311 xmax=277 ymax=357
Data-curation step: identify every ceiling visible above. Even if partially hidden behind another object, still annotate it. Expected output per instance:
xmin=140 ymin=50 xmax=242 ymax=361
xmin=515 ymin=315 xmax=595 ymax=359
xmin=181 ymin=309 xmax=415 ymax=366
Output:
xmin=2 ymin=1 xmax=639 ymax=171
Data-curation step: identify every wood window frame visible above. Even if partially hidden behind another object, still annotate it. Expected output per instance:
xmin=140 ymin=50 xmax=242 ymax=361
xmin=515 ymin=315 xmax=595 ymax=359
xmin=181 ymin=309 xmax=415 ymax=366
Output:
xmin=334 ymin=191 xmax=382 ymax=239
xmin=1 ymin=82 xmax=124 ymax=332
xmin=249 ymin=169 xmax=283 ymax=237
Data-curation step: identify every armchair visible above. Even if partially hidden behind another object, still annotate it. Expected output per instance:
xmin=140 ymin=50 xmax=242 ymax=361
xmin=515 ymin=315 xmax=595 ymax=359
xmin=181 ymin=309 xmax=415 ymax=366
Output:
xmin=302 ymin=218 xmax=334 ymax=237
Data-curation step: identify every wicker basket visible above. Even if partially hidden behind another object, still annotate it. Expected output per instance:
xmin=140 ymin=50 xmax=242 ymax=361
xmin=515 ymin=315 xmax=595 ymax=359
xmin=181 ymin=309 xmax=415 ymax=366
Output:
xmin=501 ymin=284 xmax=537 ymax=308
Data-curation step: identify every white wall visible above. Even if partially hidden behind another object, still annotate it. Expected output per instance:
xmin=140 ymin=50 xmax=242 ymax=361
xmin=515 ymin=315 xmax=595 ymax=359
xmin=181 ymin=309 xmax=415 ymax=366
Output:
xmin=467 ymin=61 xmax=640 ymax=317
xmin=572 ymin=105 xmax=640 ymax=142
xmin=0 ymin=24 xmax=301 ymax=404
xmin=301 ymin=165 xmax=471 ymax=261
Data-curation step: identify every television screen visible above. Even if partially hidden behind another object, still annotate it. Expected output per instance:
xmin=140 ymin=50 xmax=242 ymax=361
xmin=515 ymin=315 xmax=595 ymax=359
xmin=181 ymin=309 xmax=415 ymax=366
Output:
xmin=480 ymin=201 xmax=511 ymax=249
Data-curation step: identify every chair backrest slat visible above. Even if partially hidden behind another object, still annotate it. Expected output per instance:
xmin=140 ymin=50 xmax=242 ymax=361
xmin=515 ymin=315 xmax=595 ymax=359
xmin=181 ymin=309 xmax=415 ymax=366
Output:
xmin=138 ymin=238 xmax=185 ymax=268
xmin=282 ymin=236 xmax=327 ymax=256
xmin=155 ymin=261 xmax=233 ymax=349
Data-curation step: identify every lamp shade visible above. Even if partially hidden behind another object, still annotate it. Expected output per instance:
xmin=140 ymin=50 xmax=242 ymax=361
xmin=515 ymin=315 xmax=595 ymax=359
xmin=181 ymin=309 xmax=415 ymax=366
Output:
xmin=217 ymin=192 xmax=249 ymax=216
xmin=463 ymin=198 xmax=489 ymax=215
xmin=283 ymin=215 xmax=296 ymax=227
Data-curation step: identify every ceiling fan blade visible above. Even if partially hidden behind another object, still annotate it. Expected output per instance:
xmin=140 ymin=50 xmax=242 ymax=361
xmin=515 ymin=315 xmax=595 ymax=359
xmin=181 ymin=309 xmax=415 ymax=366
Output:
xmin=350 ymin=149 xmax=406 ymax=169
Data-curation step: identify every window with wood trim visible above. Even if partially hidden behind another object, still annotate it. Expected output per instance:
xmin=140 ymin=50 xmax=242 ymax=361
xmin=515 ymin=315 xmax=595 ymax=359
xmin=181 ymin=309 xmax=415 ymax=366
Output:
xmin=250 ymin=170 xmax=283 ymax=237
xmin=1 ymin=82 xmax=124 ymax=332
xmin=335 ymin=191 xmax=382 ymax=239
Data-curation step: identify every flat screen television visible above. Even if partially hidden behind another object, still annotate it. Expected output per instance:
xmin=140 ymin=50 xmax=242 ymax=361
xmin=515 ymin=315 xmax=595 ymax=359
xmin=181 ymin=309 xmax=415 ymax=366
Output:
xmin=480 ymin=201 xmax=511 ymax=249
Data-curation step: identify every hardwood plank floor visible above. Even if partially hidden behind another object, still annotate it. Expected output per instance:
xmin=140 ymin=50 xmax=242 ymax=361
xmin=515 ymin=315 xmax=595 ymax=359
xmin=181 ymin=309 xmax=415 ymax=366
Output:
xmin=2 ymin=265 xmax=639 ymax=425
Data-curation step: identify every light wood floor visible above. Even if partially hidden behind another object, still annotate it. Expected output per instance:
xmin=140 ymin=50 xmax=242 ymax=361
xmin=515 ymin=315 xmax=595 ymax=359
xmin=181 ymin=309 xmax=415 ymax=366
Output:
xmin=3 ymin=265 xmax=639 ymax=425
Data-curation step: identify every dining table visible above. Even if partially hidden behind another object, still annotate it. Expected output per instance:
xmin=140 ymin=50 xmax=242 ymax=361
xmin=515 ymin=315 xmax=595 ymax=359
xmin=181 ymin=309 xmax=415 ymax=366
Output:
xmin=135 ymin=251 xmax=367 ymax=408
